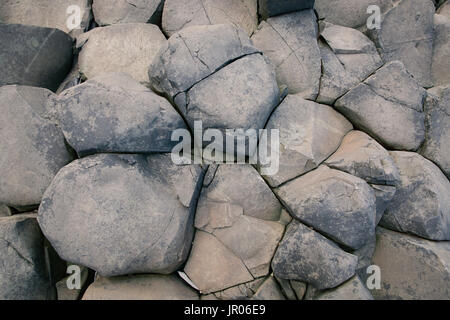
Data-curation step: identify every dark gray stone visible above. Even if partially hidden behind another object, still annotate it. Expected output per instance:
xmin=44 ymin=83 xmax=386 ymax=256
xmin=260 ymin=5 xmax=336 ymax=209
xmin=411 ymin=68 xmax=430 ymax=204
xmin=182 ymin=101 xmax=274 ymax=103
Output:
xmin=258 ymin=0 xmax=315 ymax=19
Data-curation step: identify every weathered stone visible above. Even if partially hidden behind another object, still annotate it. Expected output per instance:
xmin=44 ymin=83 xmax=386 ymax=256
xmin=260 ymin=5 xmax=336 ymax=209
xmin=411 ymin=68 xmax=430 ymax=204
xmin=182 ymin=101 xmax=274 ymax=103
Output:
xmin=0 ymin=204 xmax=13 ymax=217
xmin=251 ymin=10 xmax=321 ymax=99
xmin=38 ymin=153 xmax=204 ymax=277
xmin=0 ymin=0 xmax=92 ymax=36
xmin=367 ymin=0 xmax=435 ymax=88
xmin=437 ymin=1 xmax=450 ymax=19
xmin=290 ymin=281 xmax=307 ymax=300
xmin=258 ymin=0 xmax=315 ymax=19
xmin=315 ymin=276 xmax=374 ymax=300
xmin=0 ymin=214 xmax=52 ymax=300
xmin=56 ymin=73 xmax=186 ymax=157
xmin=272 ymin=221 xmax=358 ymax=289
xmin=261 ymin=95 xmax=352 ymax=187
xmin=0 ymin=85 xmax=73 ymax=208
xmin=371 ymin=227 xmax=450 ymax=300
xmin=162 ymin=0 xmax=258 ymax=37
xmin=0 ymin=24 xmax=73 ymax=92
xmin=275 ymin=166 xmax=376 ymax=249
xmin=335 ymin=61 xmax=426 ymax=151
xmin=371 ymin=184 xmax=397 ymax=224
xmin=420 ymin=86 xmax=450 ymax=179
xmin=275 ymin=277 xmax=297 ymax=300
xmin=381 ymin=152 xmax=450 ymax=241
xmin=93 ymin=0 xmax=162 ymax=26
xmin=353 ymin=234 xmax=376 ymax=271
xmin=210 ymin=278 xmax=265 ymax=300
xmin=83 ymin=274 xmax=199 ymax=300
xmin=325 ymin=131 xmax=400 ymax=186
xmin=77 ymin=23 xmax=166 ymax=85
xmin=251 ymin=276 xmax=286 ymax=300
xmin=432 ymin=14 xmax=450 ymax=86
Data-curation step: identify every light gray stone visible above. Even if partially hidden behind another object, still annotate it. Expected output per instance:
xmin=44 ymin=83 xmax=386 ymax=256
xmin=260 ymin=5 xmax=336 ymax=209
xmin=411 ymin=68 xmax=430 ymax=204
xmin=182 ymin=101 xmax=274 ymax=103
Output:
xmin=437 ymin=1 xmax=450 ymax=19
xmin=210 ymin=278 xmax=265 ymax=300
xmin=258 ymin=0 xmax=315 ymax=19
xmin=315 ymin=276 xmax=374 ymax=300
xmin=56 ymin=265 xmax=89 ymax=300
xmin=93 ymin=0 xmax=162 ymax=26
xmin=0 ymin=204 xmax=13 ymax=217
xmin=251 ymin=276 xmax=286 ymax=300
xmin=38 ymin=153 xmax=204 ymax=277
xmin=432 ymin=14 xmax=450 ymax=86
xmin=381 ymin=152 xmax=450 ymax=240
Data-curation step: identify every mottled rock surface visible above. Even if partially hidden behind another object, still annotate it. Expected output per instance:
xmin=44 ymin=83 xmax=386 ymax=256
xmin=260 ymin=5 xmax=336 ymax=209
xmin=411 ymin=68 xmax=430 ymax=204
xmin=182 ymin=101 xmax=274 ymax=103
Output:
xmin=315 ymin=276 xmax=374 ymax=300
xmin=93 ymin=0 xmax=162 ymax=26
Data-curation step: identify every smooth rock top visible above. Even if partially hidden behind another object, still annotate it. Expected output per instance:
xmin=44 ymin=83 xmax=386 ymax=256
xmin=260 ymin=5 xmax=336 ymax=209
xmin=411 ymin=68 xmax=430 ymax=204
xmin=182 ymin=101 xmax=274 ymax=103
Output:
xmin=93 ymin=0 xmax=162 ymax=26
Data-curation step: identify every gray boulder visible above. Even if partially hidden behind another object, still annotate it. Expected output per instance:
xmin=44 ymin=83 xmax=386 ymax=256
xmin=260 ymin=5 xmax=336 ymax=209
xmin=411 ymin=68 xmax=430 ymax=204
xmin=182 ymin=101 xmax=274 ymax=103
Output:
xmin=93 ymin=0 xmax=163 ymax=26
xmin=314 ymin=276 xmax=374 ymax=300
xmin=371 ymin=184 xmax=397 ymax=224
xmin=56 ymin=73 xmax=186 ymax=157
xmin=272 ymin=220 xmax=358 ymax=289
xmin=261 ymin=95 xmax=352 ymax=187
xmin=0 ymin=85 xmax=73 ymax=209
xmin=335 ymin=61 xmax=426 ymax=151
xmin=371 ymin=227 xmax=450 ymax=300
xmin=77 ymin=23 xmax=167 ymax=85
xmin=420 ymin=85 xmax=450 ymax=178
xmin=367 ymin=0 xmax=435 ymax=88
xmin=38 ymin=153 xmax=205 ymax=277
xmin=258 ymin=0 xmax=315 ymax=19
xmin=83 ymin=274 xmax=199 ymax=300
xmin=162 ymin=0 xmax=258 ymax=37
xmin=251 ymin=10 xmax=321 ymax=99
xmin=381 ymin=152 xmax=450 ymax=241
xmin=0 ymin=24 xmax=73 ymax=92
xmin=0 ymin=214 xmax=52 ymax=300
xmin=275 ymin=165 xmax=377 ymax=250
xmin=251 ymin=276 xmax=286 ymax=300
xmin=432 ymin=14 xmax=450 ymax=86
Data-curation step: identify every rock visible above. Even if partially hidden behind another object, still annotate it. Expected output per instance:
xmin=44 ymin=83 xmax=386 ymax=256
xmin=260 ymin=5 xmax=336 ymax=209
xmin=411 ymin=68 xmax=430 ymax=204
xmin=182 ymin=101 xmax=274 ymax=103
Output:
xmin=251 ymin=276 xmax=286 ymax=300
xmin=381 ymin=152 xmax=450 ymax=241
xmin=261 ymin=95 xmax=352 ymax=187
xmin=0 ymin=0 xmax=92 ymax=36
xmin=272 ymin=221 xmax=358 ymax=289
xmin=251 ymin=10 xmax=321 ymax=98
xmin=93 ymin=0 xmax=162 ymax=26
xmin=162 ymin=0 xmax=258 ymax=37
xmin=317 ymin=23 xmax=382 ymax=104
xmin=275 ymin=277 xmax=297 ymax=300
xmin=0 ymin=85 xmax=73 ymax=209
xmin=432 ymin=14 xmax=450 ymax=86
xmin=314 ymin=276 xmax=374 ymax=300
xmin=0 ymin=204 xmax=13 ymax=217
xmin=56 ymin=73 xmax=186 ymax=157
xmin=83 ymin=274 xmax=199 ymax=300
xmin=258 ymin=0 xmax=315 ymax=19
xmin=371 ymin=184 xmax=397 ymax=224
xmin=290 ymin=281 xmax=307 ymax=300
xmin=353 ymin=234 xmax=376 ymax=271
xmin=275 ymin=165 xmax=376 ymax=249
xmin=371 ymin=227 xmax=450 ymax=300
xmin=367 ymin=0 xmax=435 ymax=88
xmin=335 ymin=61 xmax=426 ymax=151
xmin=38 ymin=153 xmax=205 ymax=277
xmin=315 ymin=0 xmax=394 ymax=29
xmin=0 ymin=24 xmax=73 ymax=92
xmin=438 ymin=1 xmax=450 ymax=19
xmin=210 ymin=278 xmax=265 ymax=300
xmin=56 ymin=265 xmax=89 ymax=300
xmin=0 ymin=214 xmax=52 ymax=300
xmin=77 ymin=23 xmax=166 ymax=85
xmin=184 ymin=231 xmax=254 ymax=294
xmin=325 ymin=131 xmax=400 ymax=186
xmin=420 ymin=86 xmax=450 ymax=178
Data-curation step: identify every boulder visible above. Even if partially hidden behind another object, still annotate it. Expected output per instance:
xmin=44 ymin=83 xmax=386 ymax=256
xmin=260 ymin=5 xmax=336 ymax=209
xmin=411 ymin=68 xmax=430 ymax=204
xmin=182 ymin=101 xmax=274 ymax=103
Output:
xmin=93 ymin=0 xmax=163 ymax=26
xmin=275 ymin=165 xmax=376 ymax=250
xmin=381 ymin=152 xmax=450 ymax=241
xmin=251 ymin=10 xmax=321 ymax=99
xmin=251 ymin=276 xmax=286 ymax=300
xmin=56 ymin=73 xmax=186 ymax=157
xmin=83 ymin=274 xmax=199 ymax=300
xmin=0 ymin=24 xmax=73 ymax=92
xmin=335 ymin=61 xmax=426 ymax=151
xmin=261 ymin=95 xmax=352 ymax=187
xmin=0 ymin=85 xmax=73 ymax=209
xmin=162 ymin=0 xmax=258 ymax=37
xmin=38 ymin=153 xmax=205 ymax=277
xmin=420 ymin=85 xmax=450 ymax=178
xmin=314 ymin=276 xmax=374 ymax=300
xmin=258 ymin=0 xmax=315 ymax=19
xmin=77 ymin=23 xmax=166 ymax=85
xmin=0 ymin=214 xmax=52 ymax=300
xmin=432 ymin=14 xmax=450 ymax=86
xmin=272 ymin=221 xmax=358 ymax=289
xmin=371 ymin=184 xmax=397 ymax=224
xmin=371 ymin=227 xmax=450 ymax=300
xmin=367 ymin=0 xmax=435 ymax=88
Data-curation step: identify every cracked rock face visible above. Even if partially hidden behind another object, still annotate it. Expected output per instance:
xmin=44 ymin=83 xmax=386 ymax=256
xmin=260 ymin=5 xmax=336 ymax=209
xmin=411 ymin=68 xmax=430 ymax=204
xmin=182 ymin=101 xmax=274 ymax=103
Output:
xmin=335 ymin=61 xmax=426 ymax=151
xmin=0 ymin=86 xmax=73 ymax=209
xmin=314 ymin=276 xmax=374 ymax=300
xmin=251 ymin=10 xmax=321 ymax=98
xmin=56 ymin=73 xmax=186 ymax=157
xmin=275 ymin=165 xmax=377 ymax=250
xmin=38 ymin=154 xmax=205 ymax=277
xmin=93 ymin=0 xmax=163 ymax=26
xmin=77 ymin=23 xmax=167 ymax=85
xmin=0 ymin=24 xmax=73 ymax=92
xmin=381 ymin=152 xmax=450 ymax=241
xmin=162 ymin=0 xmax=258 ymax=37
xmin=261 ymin=94 xmax=353 ymax=187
